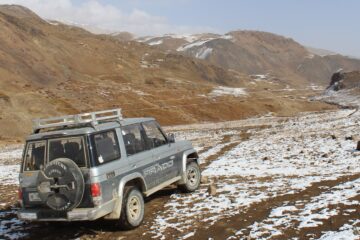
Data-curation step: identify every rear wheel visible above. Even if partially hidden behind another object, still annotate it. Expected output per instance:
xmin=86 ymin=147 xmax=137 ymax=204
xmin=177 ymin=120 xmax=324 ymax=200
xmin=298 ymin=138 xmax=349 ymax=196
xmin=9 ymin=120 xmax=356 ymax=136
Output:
xmin=119 ymin=186 xmax=144 ymax=229
xmin=179 ymin=161 xmax=201 ymax=192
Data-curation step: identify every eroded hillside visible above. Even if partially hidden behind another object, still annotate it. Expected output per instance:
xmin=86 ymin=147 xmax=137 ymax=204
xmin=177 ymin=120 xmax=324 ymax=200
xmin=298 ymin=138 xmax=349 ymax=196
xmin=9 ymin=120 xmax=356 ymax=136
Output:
xmin=0 ymin=5 xmax=335 ymax=141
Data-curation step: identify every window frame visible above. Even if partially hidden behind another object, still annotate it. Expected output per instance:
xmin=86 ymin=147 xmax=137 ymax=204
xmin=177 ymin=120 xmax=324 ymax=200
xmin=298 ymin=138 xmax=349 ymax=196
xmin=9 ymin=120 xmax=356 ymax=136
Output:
xmin=90 ymin=129 xmax=121 ymax=166
xmin=121 ymin=123 xmax=148 ymax=156
xmin=22 ymin=140 xmax=47 ymax=172
xmin=141 ymin=120 xmax=169 ymax=149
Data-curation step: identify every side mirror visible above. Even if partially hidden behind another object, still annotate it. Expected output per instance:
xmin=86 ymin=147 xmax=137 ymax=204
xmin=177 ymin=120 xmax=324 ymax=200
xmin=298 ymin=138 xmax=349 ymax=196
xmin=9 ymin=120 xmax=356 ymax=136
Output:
xmin=168 ymin=133 xmax=175 ymax=143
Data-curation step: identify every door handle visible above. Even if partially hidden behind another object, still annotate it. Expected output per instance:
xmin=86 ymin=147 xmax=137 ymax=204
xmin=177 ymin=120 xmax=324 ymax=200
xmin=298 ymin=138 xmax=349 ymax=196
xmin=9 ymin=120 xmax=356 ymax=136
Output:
xmin=131 ymin=164 xmax=137 ymax=168
xmin=170 ymin=156 xmax=175 ymax=160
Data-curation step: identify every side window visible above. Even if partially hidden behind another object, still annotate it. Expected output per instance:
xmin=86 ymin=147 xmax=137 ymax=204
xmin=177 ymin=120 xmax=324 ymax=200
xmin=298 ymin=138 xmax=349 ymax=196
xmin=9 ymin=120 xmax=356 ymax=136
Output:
xmin=142 ymin=121 xmax=167 ymax=149
xmin=24 ymin=141 xmax=46 ymax=171
xmin=92 ymin=130 xmax=121 ymax=165
xmin=121 ymin=124 xmax=146 ymax=156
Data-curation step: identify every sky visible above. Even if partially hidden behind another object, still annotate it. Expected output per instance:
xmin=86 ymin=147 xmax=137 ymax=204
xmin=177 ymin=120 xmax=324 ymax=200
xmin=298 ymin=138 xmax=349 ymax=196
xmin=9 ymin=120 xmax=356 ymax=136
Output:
xmin=0 ymin=0 xmax=359 ymax=57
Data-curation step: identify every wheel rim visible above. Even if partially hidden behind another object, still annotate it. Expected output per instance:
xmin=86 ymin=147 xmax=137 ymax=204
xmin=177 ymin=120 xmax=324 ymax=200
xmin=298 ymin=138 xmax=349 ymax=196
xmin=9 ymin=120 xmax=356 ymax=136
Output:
xmin=127 ymin=196 xmax=141 ymax=220
xmin=187 ymin=166 xmax=199 ymax=187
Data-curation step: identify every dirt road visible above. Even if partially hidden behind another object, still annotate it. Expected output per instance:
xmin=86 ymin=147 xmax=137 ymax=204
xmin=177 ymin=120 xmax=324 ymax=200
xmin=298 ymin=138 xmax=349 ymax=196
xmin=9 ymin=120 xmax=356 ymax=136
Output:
xmin=0 ymin=109 xmax=359 ymax=240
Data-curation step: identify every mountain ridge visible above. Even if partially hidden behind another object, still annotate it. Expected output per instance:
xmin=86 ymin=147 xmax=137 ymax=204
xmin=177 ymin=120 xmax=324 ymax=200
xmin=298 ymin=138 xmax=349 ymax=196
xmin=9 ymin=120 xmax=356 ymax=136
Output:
xmin=0 ymin=5 xmax=339 ymax=140
xmin=137 ymin=30 xmax=360 ymax=87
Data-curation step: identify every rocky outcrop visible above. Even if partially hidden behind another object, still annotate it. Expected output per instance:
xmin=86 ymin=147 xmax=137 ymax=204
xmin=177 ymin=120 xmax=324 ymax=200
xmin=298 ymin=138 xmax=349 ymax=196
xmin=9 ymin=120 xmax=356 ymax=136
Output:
xmin=328 ymin=70 xmax=360 ymax=91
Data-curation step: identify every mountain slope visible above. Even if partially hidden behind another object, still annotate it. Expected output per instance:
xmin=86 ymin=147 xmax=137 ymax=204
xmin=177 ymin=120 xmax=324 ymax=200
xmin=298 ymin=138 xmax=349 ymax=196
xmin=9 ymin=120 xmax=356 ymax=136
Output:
xmin=139 ymin=31 xmax=360 ymax=87
xmin=0 ymin=5 xmax=335 ymax=140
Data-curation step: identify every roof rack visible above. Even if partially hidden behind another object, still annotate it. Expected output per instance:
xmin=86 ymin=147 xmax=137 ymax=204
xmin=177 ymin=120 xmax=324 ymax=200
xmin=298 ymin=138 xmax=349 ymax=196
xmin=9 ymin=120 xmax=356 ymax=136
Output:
xmin=32 ymin=109 xmax=123 ymax=133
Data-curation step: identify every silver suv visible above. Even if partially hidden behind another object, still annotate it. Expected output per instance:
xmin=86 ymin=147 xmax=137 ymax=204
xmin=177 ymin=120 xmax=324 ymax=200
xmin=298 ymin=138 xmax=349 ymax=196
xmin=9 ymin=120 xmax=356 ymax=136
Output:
xmin=18 ymin=109 xmax=201 ymax=229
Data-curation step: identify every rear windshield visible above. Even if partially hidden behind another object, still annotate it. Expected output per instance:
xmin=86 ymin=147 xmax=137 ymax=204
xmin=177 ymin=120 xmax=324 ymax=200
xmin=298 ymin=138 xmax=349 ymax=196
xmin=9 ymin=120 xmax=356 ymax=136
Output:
xmin=48 ymin=137 xmax=86 ymax=167
xmin=23 ymin=136 xmax=87 ymax=171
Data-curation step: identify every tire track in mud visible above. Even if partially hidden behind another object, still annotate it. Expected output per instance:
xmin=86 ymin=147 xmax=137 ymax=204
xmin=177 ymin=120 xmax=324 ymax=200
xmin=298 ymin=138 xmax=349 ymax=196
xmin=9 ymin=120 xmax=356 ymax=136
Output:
xmin=192 ymin=174 xmax=360 ymax=240
xmin=199 ymin=130 xmax=252 ymax=168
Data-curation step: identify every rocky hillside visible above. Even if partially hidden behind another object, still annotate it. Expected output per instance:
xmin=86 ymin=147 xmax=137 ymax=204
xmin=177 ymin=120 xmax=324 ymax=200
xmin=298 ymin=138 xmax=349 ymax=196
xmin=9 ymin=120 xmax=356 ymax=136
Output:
xmin=0 ymin=5 xmax=335 ymax=141
xmin=139 ymin=31 xmax=360 ymax=87
xmin=329 ymin=71 xmax=360 ymax=90
xmin=313 ymin=70 xmax=360 ymax=108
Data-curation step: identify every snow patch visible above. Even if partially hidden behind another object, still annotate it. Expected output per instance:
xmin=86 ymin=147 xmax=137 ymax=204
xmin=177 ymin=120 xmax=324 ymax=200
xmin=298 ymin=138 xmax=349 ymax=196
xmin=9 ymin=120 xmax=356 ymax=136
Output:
xmin=0 ymin=165 xmax=19 ymax=185
xmin=195 ymin=47 xmax=213 ymax=59
xmin=209 ymin=86 xmax=247 ymax=97
xmin=177 ymin=39 xmax=213 ymax=51
xmin=318 ymin=220 xmax=360 ymax=240
xmin=0 ymin=146 xmax=23 ymax=165
xmin=148 ymin=39 xmax=163 ymax=46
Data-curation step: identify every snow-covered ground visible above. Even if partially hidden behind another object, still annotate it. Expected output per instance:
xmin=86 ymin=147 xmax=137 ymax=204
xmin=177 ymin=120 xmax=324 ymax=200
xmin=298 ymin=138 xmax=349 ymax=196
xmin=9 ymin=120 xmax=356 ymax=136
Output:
xmin=147 ymin=109 xmax=360 ymax=239
xmin=0 ymin=146 xmax=22 ymax=165
xmin=317 ymin=220 xmax=359 ymax=240
xmin=0 ymin=165 xmax=20 ymax=185
xmin=0 ymin=146 xmax=22 ymax=185
xmin=316 ymin=89 xmax=360 ymax=108
xmin=0 ymin=110 xmax=359 ymax=239
xmin=243 ymin=178 xmax=360 ymax=239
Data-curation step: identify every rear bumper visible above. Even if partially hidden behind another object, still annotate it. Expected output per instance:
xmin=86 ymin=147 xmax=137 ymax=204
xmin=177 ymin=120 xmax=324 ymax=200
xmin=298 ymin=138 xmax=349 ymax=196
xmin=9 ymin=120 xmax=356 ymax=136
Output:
xmin=18 ymin=199 xmax=116 ymax=221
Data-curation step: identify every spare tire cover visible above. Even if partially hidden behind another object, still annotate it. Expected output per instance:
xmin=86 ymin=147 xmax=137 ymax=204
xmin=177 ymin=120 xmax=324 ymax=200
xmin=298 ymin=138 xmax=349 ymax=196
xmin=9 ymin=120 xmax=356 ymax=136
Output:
xmin=37 ymin=158 xmax=85 ymax=211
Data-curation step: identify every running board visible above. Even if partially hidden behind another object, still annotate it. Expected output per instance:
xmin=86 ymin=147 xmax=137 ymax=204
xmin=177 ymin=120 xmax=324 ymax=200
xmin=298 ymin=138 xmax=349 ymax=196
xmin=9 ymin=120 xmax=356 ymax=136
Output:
xmin=144 ymin=176 xmax=181 ymax=197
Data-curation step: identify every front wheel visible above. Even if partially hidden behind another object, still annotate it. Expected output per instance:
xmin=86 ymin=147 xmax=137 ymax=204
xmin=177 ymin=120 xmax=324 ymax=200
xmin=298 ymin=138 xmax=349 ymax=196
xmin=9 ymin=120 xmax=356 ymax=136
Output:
xmin=179 ymin=161 xmax=201 ymax=192
xmin=119 ymin=186 xmax=144 ymax=230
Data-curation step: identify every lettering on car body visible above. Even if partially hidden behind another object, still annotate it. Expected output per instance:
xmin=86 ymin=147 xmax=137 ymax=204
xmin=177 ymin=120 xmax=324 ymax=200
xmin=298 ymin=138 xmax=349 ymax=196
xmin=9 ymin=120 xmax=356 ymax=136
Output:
xmin=143 ymin=160 xmax=174 ymax=177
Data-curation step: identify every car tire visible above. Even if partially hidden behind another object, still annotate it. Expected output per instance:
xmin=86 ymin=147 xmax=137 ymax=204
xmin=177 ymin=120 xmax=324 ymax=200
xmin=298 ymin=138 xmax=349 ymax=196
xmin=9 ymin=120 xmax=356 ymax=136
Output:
xmin=179 ymin=161 xmax=201 ymax=193
xmin=119 ymin=186 xmax=144 ymax=230
xmin=37 ymin=158 xmax=85 ymax=211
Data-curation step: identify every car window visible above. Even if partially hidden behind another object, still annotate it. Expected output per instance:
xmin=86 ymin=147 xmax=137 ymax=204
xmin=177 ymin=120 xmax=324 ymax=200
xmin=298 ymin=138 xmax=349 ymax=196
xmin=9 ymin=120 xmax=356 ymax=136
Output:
xmin=142 ymin=121 xmax=167 ymax=149
xmin=23 ymin=141 xmax=46 ymax=171
xmin=48 ymin=137 xmax=86 ymax=167
xmin=121 ymin=124 xmax=147 ymax=156
xmin=92 ymin=130 xmax=121 ymax=165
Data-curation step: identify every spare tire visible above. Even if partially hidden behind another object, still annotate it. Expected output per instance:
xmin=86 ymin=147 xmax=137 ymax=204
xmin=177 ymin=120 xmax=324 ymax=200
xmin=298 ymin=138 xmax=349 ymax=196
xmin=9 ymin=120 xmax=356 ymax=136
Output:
xmin=37 ymin=158 xmax=85 ymax=211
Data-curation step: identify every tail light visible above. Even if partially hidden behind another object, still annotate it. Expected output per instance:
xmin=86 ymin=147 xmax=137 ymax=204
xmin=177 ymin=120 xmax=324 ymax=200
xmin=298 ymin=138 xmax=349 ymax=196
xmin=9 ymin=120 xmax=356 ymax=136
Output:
xmin=18 ymin=188 xmax=23 ymax=200
xmin=91 ymin=183 xmax=101 ymax=197
xmin=91 ymin=183 xmax=102 ymax=206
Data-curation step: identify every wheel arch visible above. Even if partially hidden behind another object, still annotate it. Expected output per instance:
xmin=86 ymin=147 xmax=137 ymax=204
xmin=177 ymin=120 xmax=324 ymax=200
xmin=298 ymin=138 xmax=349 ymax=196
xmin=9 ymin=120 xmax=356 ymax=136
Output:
xmin=104 ymin=172 xmax=147 ymax=219
xmin=178 ymin=149 xmax=200 ymax=185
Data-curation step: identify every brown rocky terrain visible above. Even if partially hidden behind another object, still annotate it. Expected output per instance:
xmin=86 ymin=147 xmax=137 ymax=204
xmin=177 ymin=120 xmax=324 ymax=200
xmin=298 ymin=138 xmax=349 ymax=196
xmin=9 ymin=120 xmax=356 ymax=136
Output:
xmin=0 ymin=5 xmax=336 ymax=142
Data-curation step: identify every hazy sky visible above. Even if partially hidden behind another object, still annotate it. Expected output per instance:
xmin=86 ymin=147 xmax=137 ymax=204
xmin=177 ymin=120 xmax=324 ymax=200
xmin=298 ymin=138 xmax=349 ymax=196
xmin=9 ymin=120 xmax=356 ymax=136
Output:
xmin=0 ymin=0 xmax=359 ymax=57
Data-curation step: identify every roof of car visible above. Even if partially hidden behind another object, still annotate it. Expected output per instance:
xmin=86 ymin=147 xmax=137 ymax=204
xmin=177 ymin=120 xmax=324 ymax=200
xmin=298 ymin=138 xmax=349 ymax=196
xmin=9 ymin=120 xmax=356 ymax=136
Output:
xmin=26 ymin=117 xmax=155 ymax=141
xmin=122 ymin=117 xmax=155 ymax=125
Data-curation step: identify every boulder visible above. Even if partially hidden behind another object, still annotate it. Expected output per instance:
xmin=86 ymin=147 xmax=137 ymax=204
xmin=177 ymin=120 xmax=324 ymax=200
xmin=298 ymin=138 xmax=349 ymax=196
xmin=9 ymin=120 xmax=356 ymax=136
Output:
xmin=201 ymin=175 xmax=209 ymax=184
xmin=207 ymin=184 xmax=217 ymax=196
